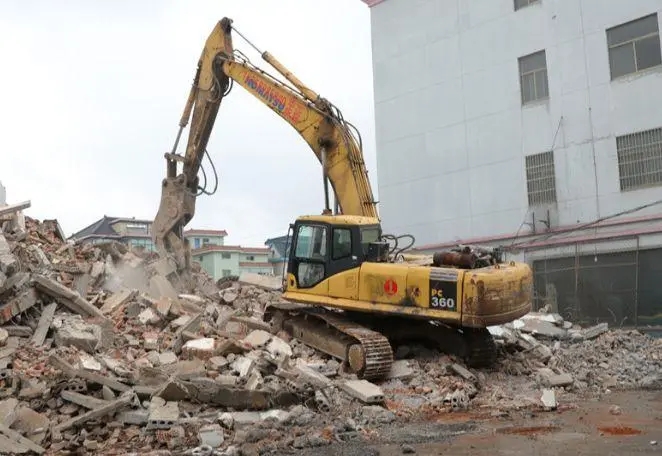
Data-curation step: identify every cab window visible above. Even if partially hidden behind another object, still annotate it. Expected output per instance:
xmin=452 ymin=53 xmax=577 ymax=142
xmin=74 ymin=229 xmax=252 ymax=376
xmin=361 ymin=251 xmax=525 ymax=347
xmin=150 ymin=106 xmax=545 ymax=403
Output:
xmin=294 ymin=224 xmax=327 ymax=259
xmin=360 ymin=227 xmax=380 ymax=256
xmin=332 ymin=228 xmax=352 ymax=260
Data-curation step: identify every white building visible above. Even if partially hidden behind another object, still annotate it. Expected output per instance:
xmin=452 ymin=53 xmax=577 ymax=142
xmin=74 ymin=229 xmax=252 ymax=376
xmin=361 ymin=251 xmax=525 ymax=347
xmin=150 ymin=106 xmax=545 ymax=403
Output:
xmin=362 ymin=0 xmax=662 ymax=327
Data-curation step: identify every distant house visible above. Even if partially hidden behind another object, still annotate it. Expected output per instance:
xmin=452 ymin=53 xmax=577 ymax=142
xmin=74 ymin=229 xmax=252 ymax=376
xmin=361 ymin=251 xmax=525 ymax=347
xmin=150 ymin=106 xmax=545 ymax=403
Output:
xmin=69 ymin=215 xmax=156 ymax=251
xmin=265 ymin=234 xmax=291 ymax=277
xmin=183 ymin=229 xmax=228 ymax=249
xmin=191 ymin=243 xmax=273 ymax=279
xmin=70 ymin=217 xmax=273 ymax=280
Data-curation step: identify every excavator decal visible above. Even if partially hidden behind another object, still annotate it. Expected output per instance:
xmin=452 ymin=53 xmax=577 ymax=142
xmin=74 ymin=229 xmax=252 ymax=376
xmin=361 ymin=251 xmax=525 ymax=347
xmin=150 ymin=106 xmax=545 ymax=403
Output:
xmin=429 ymin=269 xmax=458 ymax=311
xmin=383 ymin=279 xmax=398 ymax=296
xmin=243 ymin=75 xmax=287 ymax=111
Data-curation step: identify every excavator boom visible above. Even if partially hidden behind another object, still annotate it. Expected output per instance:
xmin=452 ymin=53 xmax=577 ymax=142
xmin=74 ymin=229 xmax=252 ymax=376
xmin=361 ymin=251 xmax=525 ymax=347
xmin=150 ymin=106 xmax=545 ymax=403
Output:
xmin=152 ymin=17 xmax=377 ymax=281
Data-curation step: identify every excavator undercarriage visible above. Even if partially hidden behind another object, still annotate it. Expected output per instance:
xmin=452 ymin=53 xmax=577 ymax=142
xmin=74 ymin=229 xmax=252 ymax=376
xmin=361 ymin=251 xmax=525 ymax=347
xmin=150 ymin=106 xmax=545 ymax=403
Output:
xmin=264 ymin=301 xmax=498 ymax=381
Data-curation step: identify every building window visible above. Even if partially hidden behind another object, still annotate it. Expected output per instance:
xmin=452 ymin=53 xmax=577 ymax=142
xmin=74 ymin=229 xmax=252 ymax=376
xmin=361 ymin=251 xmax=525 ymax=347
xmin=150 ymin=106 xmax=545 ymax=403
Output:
xmin=221 ymin=252 xmax=231 ymax=259
xmin=607 ymin=13 xmax=661 ymax=80
xmin=616 ymin=127 xmax=662 ymax=191
xmin=525 ymin=151 xmax=557 ymax=206
xmin=222 ymin=269 xmax=231 ymax=277
xmin=128 ymin=238 xmax=155 ymax=252
xmin=202 ymin=238 xmax=210 ymax=246
xmin=332 ymin=228 xmax=352 ymax=260
xmin=126 ymin=223 xmax=148 ymax=232
xmin=514 ymin=0 xmax=540 ymax=11
xmin=194 ymin=238 xmax=201 ymax=249
xmin=518 ymin=50 xmax=549 ymax=104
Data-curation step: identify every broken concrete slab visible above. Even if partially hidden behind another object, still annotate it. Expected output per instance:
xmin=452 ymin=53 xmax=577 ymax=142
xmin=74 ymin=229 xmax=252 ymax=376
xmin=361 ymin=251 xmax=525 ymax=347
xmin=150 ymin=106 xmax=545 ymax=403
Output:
xmin=137 ymin=308 xmax=160 ymax=325
xmin=33 ymin=274 xmax=107 ymax=319
xmin=2 ymin=326 xmax=32 ymax=338
xmin=53 ymin=393 xmax=134 ymax=433
xmin=158 ymin=351 xmax=178 ymax=366
xmin=537 ymin=368 xmax=574 ymax=387
xmin=182 ymin=338 xmax=216 ymax=360
xmin=100 ymin=288 xmax=137 ymax=314
xmin=0 ymin=201 xmax=31 ymax=218
xmin=267 ymin=336 xmax=292 ymax=358
xmin=60 ymin=391 xmax=109 ymax=410
xmin=0 ymin=422 xmax=45 ymax=454
xmin=117 ymin=409 xmax=149 ymax=425
xmin=0 ymin=234 xmax=17 ymax=276
xmin=53 ymin=314 xmax=112 ymax=354
xmin=149 ymin=274 xmax=178 ymax=300
xmin=451 ymin=363 xmax=477 ymax=383
xmin=11 ymin=406 xmax=50 ymax=445
xmin=0 ymin=288 xmax=38 ymax=325
xmin=516 ymin=318 xmax=568 ymax=339
xmin=241 ymin=329 xmax=271 ymax=348
xmin=0 ymin=398 xmax=18 ymax=426
xmin=199 ymin=423 xmax=224 ymax=448
xmin=238 ymin=272 xmax=282 ymax=291
xmin=581 ymin=322 xmax=608 ymax=340
xmin=153 ymin=297 xmax=172 ymax=318
xmin=49 ymin=354 xmax=132 ymax=393
xmin=146 ymin=400 xmax=179 ymax=430
xmin=172 ymin=312 xmax=202 ymax=354
xmin=387 ymin=360 xmax=415 ymax=380
xmin=521 ymin=312 xmax=564 ymax=326
xmin=540 ymin=389 xmax=557 ymax=410
xmin=30 ymin=302 xmax=57 ymax=347
xmin=231 ymin=357 xmax=255 ymax=378
xmin=153 ymin=379 xmax=191 ymax=402
xmin=341 ymin=380 xmax=385 ymax=404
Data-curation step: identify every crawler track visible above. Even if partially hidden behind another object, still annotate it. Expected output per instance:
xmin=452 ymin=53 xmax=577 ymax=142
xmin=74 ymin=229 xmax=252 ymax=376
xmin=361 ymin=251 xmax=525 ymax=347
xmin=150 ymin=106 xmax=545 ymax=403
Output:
xmin=265 ymin=303 xmax=394 ymax=380
xmin=265 ymin=303 xmax=498 ymax=380
xmin=345 ymin=312 xmax=498 ymax=369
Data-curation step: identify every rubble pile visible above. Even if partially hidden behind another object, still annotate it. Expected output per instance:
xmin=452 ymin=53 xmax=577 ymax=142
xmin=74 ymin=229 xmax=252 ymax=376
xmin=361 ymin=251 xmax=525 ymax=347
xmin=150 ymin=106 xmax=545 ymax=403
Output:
xmin=0 ymin=207 xmax=660 ymax=454
xmin=481 ymin=313 xmax=662 ymax=410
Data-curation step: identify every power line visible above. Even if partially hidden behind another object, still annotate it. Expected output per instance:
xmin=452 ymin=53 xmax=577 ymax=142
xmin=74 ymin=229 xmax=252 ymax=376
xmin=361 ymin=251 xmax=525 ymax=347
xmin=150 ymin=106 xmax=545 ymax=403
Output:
xmin=504 ymin=197 xmax=662 ymax=251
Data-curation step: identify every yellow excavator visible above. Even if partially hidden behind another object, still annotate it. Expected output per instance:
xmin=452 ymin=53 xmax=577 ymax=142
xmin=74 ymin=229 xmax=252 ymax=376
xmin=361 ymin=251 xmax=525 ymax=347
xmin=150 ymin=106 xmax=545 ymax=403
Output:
xmin=152 ymin=18 xmax=533 ymax=380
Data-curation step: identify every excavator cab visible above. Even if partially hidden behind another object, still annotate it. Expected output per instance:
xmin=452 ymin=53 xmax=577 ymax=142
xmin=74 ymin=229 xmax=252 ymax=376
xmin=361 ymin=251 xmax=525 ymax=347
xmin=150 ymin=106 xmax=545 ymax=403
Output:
xmin=284 ymin=214 xmax=387 ymax=293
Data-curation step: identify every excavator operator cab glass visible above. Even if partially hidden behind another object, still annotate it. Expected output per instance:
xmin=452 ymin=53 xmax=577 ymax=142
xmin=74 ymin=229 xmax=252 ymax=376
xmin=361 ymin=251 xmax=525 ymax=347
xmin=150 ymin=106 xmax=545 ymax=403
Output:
xmin=292 ymin=224 xmax=327 ymax=288
xmin=288 ymin=221 xmax=364 ymax=290
xmin=359 ymin=226 xmax=388 ymax=262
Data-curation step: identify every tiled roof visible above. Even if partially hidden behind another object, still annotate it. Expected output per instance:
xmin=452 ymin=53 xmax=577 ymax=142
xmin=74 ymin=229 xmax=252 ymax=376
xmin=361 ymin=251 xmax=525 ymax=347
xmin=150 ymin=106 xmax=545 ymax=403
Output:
xmin=264 ymin=234 xmax=291 ymax=258
xmin=69 ymin=215 xmax=152 ymax=240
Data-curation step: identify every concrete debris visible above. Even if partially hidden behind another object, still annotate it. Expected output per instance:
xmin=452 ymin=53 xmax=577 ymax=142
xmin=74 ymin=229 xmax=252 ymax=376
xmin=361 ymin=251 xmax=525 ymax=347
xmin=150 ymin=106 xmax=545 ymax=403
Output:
xmin=540 ymin=389 xmax=557 ymax=410
xmin=0 ymin=215 xmax=659 ymax=454
xmin=342 ymin=380 xmax=385 ymax=404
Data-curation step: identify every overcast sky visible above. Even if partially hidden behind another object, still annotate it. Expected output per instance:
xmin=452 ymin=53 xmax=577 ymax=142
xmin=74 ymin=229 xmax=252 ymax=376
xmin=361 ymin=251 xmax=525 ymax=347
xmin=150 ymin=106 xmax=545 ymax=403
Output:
xmin=0 ymin=0 xmax=377 ymax=247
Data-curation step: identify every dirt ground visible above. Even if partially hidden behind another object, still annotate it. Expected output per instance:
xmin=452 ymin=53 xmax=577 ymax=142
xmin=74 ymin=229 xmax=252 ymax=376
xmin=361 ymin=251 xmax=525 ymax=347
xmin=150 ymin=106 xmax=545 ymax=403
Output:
xmin=278 ymin=390 xmax=662 ymax=456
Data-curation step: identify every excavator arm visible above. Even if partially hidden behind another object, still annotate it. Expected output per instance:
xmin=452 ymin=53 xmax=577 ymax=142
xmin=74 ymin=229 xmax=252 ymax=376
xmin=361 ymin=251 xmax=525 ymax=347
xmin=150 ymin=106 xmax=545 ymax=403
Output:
xmin=152 ymin=17 xmax=378 ymax=277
